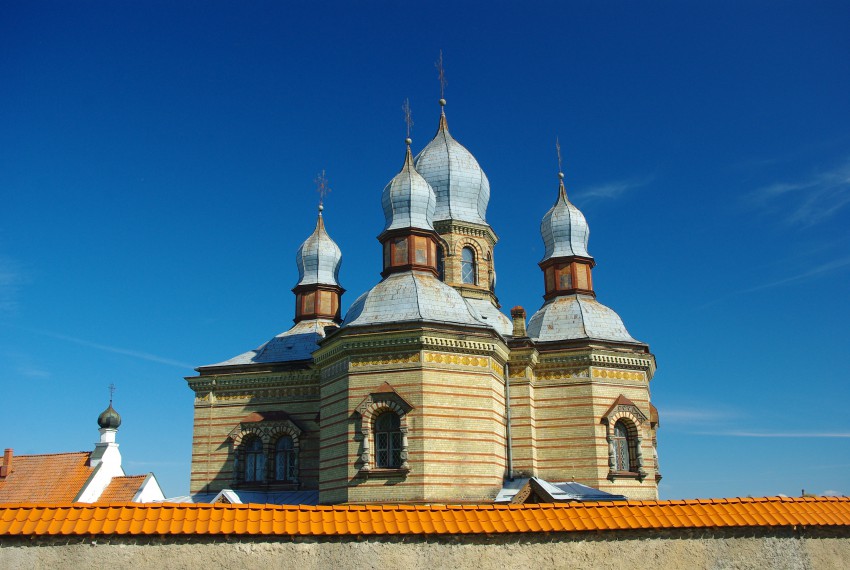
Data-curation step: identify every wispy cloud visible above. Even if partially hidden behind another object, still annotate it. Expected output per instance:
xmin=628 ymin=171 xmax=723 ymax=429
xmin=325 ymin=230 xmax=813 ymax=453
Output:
xmin=17 ymin=365 xmax=51 ymax=379
xmin=694 ymin=431 xmax=850 ymax=438
xmin=29 ymin=329 xmax=193 ymax=369
xmin=659 ymin=407 xmax=738 ymax=425
xmin=697 ymin=254 xmax=850 ymax=309
xmin=0 ymin=256 xmax=23 ymax=314
xmin=748 ymin=160 xmax=850 ymax=225
xmin=575 ymin=176 xmax=653 ymax=202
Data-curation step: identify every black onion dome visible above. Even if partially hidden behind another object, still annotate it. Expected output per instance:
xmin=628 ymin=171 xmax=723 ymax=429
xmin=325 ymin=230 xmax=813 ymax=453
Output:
xmin=97 ymin=403 xmax=121 ymax=429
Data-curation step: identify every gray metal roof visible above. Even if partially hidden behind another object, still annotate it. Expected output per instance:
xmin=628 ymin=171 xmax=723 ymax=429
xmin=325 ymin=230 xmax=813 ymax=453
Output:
xmin=161 ymin=489 xmax=319 ymax=506
xmin=295 ymin=212 xmax=342 ymax=288
xmin=526 ymin=294 xmax=640 ymax=344
xmin=342 ymin=270 xmax=492 ymax=329
xmin=413 ymin=111 xmax=490 ymax=225
xmin=494 ymin=477 xmax=627 ymax=503
xmin=200 ymin=318 xmax=337 ymax=368
xmin=540 ymin=181 xmax=592 ymax=262
xmin=381 ymin=145 xmax=437 ymax=233
xmin=464 ymin=297 xmax=513 ymax=336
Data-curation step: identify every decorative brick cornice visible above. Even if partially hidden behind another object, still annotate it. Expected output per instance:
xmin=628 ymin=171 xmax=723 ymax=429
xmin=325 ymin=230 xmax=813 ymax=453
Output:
xmin=432 ymin=220 xmax=498 ymax=245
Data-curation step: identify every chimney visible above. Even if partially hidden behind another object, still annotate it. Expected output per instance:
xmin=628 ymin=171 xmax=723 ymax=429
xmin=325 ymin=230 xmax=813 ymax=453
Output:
xmin=510 ymin=306 xmax=527 ymax=337
xmin=0 ymin=448 xmax=12 ymax=478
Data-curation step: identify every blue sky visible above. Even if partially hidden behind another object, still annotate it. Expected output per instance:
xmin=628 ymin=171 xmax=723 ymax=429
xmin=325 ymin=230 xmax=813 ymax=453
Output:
xmin=1 ymin=1 xmax=848 ymax=499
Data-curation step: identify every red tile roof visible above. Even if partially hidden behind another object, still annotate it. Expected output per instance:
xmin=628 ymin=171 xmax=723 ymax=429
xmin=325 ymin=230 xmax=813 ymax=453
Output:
xmin=0 ymin=497 xmax=848 ymax=536
xmin=98 ymin=476 xmax=146 ymax=502
xmin=0 ymin=453 xmax=93 ymax=503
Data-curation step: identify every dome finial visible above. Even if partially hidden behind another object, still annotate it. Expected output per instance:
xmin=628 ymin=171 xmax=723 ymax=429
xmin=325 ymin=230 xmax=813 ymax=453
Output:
xmin=403 ymin=98 xmax=414 ymax=149
xmin=436 ymin=50 xmax=448 ymax=129
xmin=97 ymin=384 xmax=121 ymax=430
xmin=556 ymin=137 xmax=567 ymax=199
xmin=315 ymin=169 xmax=330 ymax=218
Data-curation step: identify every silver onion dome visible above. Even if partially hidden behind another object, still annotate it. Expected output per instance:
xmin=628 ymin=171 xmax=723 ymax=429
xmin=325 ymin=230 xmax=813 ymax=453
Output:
xmin=413 ymin=107 xmax=490 ymax=226
xmin=382 ymin=143 xmax=437 ymax=233
xmin=526 ymin=294 xmax=640 ymax=344
xmin=295 ymin=208 xmax=342 ymax=288
xmin=540 ymin=175 xmax=592 ymax=263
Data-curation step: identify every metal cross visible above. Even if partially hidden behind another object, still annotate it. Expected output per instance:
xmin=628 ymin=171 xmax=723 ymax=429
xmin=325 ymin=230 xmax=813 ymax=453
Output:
xmin=556 ymin=137 xmax=563 ymax=174
xmin=315 ymin=170 xmax=331 ymax=205
xmin=402 ymin=98 xmax=413 ymax=139
xmin=435 ymin=50 xmax=446 ymax=99
xmin=108 ymin=383 xmax=116 ymax=404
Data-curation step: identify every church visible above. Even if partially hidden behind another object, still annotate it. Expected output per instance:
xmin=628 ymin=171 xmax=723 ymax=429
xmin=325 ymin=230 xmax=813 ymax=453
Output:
xmin=185 ymin=96 xmax=660 ymax=504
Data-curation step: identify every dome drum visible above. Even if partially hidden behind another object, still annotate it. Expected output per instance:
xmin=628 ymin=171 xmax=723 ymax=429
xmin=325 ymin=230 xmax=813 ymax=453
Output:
xmin=540 ymin=257 xmax=596 ymax=300
xmin=292 ymin=283 xmax=345 ymax=323
xmin=380 ymin=228 xmax=441 ymax=279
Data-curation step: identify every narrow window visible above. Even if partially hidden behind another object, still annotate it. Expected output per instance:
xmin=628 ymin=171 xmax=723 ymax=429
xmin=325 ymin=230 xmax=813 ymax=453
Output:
xmin=461 ymin=247 xmax=476 ymax=284
xmin=558 ymin=264 xmax=573 ymax=290
xmin=392 ymin=237 xmax=408 ymax=265
xmin=244 ymin=437 xmax=265 ymax=482
xmin=414 ymin=236 xmax=428 ymax=264
xmin=374 ymin=412 xmax=402 ymax=468
xmin=613 ymin=421 xmax=631 ymax=472
xmin=274 ymin=435 xmax=296 ymax=482
xmin=436 ymin=245 xmax=445 ymax=280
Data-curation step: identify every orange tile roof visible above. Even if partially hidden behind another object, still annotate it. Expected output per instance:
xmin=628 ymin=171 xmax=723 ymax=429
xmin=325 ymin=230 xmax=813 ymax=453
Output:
xmin=0 ymin=453 xmax=93 ymax=503
xmin=0 ymin=497 xmax=848 ymax=537
xmin=98 ymin=476 xmax=146 ymax=502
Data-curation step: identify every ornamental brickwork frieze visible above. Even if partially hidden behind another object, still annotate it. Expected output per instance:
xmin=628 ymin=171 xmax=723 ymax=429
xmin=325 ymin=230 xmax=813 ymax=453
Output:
xmin=423 ymin=352 xmax=490 ymax=369
xmin=351 ymin=352 xmax=421 ymax=368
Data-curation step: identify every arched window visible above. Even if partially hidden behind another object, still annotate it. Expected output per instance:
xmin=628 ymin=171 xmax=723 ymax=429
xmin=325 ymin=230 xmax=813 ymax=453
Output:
xmin=612 ymin=420 xmax=636 ymax=472
xmin=274 ymin=435 xmax=296 ymax=482
xmin=374 ymin=412 xmax=402 ymax=468
xmin=244 ymin=437 xmax=265 ymax=482
xmin=461 ymin=247 xmax=476 ymax=284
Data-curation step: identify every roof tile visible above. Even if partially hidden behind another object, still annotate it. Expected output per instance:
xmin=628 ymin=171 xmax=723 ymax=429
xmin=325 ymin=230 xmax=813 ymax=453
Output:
xmin=1 ymin=497 xmax=850 ymax=537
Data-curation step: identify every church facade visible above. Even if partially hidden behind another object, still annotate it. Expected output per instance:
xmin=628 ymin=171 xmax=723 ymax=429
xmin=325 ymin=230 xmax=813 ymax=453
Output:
xmin=186 ymin=99 xmax=660 ymax=504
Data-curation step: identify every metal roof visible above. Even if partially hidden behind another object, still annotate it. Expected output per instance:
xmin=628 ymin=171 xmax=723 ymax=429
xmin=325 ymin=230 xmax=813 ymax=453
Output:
xmin=494 ymin=477 xmax=627 ymax=503
xmin=200 ymin=319 xmax=337 ymax=368
xmin=381 ymin=145 xmax=436 ymax=233
xmin=342 ymin=271 xmax=492 ymax=330
xmin=540 ymin=181 xmax=592 ymax=263
xmin=526 ymin=294 xmax=640 ymax=344
xmin=295 ymin=213 xmax=342 ymax=288
xmin=464 ymin=297 xmax=513 ymax=336
xmin=414 ymin=110 xmax=490 ymax=226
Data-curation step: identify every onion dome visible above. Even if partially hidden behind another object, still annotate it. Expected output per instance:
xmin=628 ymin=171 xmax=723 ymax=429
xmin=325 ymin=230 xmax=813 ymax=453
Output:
xmin=540 ymin=173 xmax=591 ymax=263
xmin=97 ymin=403 xmax=121 ymax=429
xmin=342 ymin=271 xmax=489 ymax=329
xmin=526 ymin=294 xmax=641 ymax=344
xmin=382 ymin=141 xmax=437 ymax=233
xmin=295 ymin=207 xmax=342 ymax=288
xmin=413 ymin=101 xmax=490 ymax=225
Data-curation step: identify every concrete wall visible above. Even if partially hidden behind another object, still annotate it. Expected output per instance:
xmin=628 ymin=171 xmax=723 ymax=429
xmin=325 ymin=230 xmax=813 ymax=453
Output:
xmin=2 ymin=528 xmax=848 ymax=570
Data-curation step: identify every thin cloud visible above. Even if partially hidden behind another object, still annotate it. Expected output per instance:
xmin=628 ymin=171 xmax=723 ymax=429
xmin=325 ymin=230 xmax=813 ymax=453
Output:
xmin=696 ymin=254 xmax=850 ymax=309
xmin=0 ymin=256 xmax=23 ymax=314
xmin=574 ymin=176 xmax=653 ymax=202
xmin=748 ymin=160 xmax=850 ymax=225
xmin=694 ymin=431 xmax=850 ymax=438
xmin=29 ymin=329 xmax=193 ymax=369
xmin=658 ymin=407 xmax=738 ymax=425
xmin=17 ymin=366 xmax=51 ymax=379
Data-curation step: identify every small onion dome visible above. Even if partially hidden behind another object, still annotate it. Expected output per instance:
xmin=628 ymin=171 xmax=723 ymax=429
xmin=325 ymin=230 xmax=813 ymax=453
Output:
xmin=414 ymin=107 xmax=490 ymax=226
xmin=97 ymin=403 xmax=121 ymax=429
xmin=295 ymin=208 xmax=342 ymax=288
xmin=382 ymin=144 xmax=437 ymax=233
xmin=540 ymin=175 xmax=592 ymax=263
xmin=526 ymin=294 xmax=640 ymax=344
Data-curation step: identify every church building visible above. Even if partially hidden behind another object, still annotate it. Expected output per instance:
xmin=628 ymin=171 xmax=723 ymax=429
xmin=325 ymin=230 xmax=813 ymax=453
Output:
xmin=186 ymin=97 xmax=660 ymax=504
